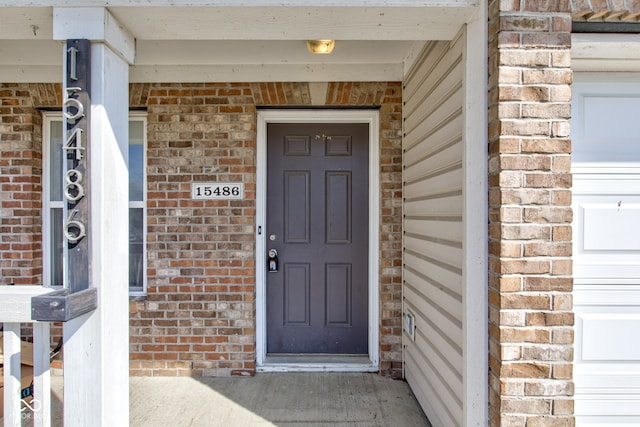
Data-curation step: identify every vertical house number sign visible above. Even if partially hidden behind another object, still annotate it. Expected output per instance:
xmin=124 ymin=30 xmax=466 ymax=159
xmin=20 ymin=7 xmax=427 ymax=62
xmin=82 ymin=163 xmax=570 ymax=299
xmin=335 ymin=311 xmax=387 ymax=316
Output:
xmin=63 ymin=39 xmax=91 ymax=292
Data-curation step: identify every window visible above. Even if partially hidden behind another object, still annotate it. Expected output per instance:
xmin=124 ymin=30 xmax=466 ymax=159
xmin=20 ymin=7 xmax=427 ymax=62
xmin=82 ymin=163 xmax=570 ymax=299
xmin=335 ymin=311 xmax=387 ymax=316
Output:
xmin=43 ymin=112 xmax=147 ymax=294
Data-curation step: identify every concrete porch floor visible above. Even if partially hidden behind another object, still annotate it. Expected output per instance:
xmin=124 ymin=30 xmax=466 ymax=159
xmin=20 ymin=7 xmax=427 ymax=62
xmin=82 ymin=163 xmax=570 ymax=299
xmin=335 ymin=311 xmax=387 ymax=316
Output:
xmin=40 ymin=372 xmax=432 ymax=426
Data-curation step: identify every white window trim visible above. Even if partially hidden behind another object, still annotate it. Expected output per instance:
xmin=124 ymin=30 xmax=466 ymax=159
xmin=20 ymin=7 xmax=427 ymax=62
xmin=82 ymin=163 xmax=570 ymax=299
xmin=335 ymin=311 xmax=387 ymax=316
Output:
xmin=42 ymin=111 xmax=148 ymax=295
xmin=42 ymin=112 xmax=61 ymax=288
xmin=129 ymin=111 xmax=148 ymax=296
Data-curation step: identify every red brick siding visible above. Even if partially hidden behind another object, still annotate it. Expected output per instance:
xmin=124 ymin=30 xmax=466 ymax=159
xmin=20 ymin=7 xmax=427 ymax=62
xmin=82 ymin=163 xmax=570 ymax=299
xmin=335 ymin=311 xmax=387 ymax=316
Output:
xmin=129 ymin=82 xmax=404 ymax=377
xmin=488 ymin=1 xmax=575 ymax=425
xmin=129 ymin=83 xmax=257 ymax=376
xmin=0 ymin=81 xmax=402 ymax=377
xmin=0 ymin=84 xmax=47 ymax=286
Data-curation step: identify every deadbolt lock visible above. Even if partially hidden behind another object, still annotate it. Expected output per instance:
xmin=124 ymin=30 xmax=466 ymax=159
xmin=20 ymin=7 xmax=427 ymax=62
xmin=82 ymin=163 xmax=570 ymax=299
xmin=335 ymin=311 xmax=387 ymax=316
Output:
xmin=267 ymin=249 xmax=278 ymax=273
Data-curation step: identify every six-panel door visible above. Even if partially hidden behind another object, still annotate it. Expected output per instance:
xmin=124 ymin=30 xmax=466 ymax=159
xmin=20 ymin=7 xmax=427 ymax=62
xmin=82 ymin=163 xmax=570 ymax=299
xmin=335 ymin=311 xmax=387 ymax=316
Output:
xmin=266 ymin=122 xmax=369 ymax=354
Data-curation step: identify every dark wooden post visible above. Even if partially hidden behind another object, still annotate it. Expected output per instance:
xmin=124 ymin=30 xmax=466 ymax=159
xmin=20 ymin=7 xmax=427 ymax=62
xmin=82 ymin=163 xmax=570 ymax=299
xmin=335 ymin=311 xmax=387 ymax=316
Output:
xmin=63 ymin=39 xmax=91 ymax=293
xmin=32 ymin=39 xmax=97 ymax=322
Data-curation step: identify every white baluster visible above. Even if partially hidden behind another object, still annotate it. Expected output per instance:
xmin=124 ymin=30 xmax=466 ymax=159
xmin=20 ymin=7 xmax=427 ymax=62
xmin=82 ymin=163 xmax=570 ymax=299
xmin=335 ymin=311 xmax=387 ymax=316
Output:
xmin=33 ymin=323 xmax=51 ymax=427
xmin=3 ymin=323 xmax=21 ymax=427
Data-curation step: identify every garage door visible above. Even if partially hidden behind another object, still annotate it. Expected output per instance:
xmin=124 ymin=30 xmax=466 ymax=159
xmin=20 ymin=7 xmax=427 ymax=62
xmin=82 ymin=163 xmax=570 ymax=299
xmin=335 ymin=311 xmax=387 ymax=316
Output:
xmin=572 ymin=73 xmax=640 ymax=425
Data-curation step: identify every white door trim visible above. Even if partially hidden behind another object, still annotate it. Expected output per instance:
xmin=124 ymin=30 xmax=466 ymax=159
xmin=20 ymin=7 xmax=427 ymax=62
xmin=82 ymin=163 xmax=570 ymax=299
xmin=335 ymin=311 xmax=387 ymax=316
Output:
xmin=256 ymin=109 xmax=380 ymax=372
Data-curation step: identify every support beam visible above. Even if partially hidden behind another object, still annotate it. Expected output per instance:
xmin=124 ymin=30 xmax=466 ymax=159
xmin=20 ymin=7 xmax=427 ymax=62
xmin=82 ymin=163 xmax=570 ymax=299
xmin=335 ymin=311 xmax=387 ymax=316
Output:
xmin=53 ymin=7 xmax=133 ymax=427
xmin=53 ymin=7 xmax=135 ymax=64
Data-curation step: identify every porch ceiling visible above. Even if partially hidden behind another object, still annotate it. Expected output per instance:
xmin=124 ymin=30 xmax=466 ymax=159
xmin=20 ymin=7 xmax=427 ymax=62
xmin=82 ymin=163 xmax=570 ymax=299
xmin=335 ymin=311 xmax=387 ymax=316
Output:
xmin=0 ymin=4 xmax=478 ymax=82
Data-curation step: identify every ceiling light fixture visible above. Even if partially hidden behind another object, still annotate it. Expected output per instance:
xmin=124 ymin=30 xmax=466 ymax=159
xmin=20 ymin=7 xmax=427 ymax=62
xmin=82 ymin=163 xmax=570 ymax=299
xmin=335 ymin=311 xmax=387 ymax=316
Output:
xmin=306 ymin=40 xmax=335 ymax=54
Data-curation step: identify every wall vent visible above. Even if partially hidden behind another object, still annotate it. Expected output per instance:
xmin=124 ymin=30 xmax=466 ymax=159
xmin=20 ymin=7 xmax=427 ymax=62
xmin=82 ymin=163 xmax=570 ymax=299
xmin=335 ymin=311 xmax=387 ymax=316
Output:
xmin=405 ymin=310 xmax=416 ymax=341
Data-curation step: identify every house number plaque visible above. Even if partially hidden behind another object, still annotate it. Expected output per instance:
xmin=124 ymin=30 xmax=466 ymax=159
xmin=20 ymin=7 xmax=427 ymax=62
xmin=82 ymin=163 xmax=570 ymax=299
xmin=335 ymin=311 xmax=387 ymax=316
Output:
xmin=191 ymin=182 xmax=244 ymax=200
xmin=63 ymin=39 xmax=91 ymax=293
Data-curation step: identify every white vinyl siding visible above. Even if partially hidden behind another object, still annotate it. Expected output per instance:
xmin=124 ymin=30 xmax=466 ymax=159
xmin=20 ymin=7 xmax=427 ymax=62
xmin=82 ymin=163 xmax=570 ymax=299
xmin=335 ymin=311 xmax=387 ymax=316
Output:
xmin=402 ymin=33 xmax=465 ymax=427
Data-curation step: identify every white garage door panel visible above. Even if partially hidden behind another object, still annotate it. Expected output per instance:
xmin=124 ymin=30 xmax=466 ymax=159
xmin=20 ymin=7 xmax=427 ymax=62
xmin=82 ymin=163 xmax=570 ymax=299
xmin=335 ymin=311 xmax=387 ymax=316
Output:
xmin=582 ymin=204 xmax=640 ymax=251
xmin=579 ymin=314 xmax=640 ymax=361
xmin=573 ymin=78 xmax=640 ymax=163
xmin=576 ymin=265 xmax=640 ymax=282
xmin=573 ymin=193 xmax=640 ymax=281
xmin=575 ymin=286 xmax=640 ymax=306
xmin=582 ymin=96 xmax=640 ymax=142
xmin=576 ymin=398 xmax=640 ymax=416
xmin=575 ymin=371 xmax=640 ymax=392
xmin=573 ymin=173 xmax=640 ymax=194
xmin=574 ymin=286 xmax=640 ymax=422
xmin=572 ymin=72 xmax=640 ymax=425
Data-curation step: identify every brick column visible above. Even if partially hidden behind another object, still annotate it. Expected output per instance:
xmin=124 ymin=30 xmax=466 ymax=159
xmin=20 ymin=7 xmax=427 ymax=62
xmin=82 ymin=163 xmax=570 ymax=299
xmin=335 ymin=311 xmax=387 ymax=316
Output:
xmin=377 ymin=83 xmax=403 ymax=378
xmin=0 ymin=84 xmax=43 ymax=286
xmin=488 ymin=1 xmax=574 ymax=425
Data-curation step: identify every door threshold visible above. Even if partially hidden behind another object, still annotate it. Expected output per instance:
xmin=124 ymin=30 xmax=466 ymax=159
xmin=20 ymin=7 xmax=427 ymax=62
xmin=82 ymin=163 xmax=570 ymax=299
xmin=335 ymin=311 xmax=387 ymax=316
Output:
xmin=258 ymin=354 xmax=378 ymax=373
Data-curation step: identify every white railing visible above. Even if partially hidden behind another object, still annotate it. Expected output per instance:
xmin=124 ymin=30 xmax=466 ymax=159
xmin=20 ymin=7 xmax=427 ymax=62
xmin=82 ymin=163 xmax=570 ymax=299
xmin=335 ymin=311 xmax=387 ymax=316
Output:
xmin=1 ymin=286 xmax=53 ymax=427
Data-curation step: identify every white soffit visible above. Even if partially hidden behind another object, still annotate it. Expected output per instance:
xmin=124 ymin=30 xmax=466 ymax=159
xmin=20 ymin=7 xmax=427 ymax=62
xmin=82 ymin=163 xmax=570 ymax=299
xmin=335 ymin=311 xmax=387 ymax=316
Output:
xmin=131 ymin=40 xmax=410 ymax=82
xmin=106 ymin=7 xmax=474 ymax=41
xmin=572 ymin=34 xmax=640 ymax=72
xmin=0 ymin=4 xmax=477 ymax=82
xmin=0 ymin=6 xmax=475 ymax=40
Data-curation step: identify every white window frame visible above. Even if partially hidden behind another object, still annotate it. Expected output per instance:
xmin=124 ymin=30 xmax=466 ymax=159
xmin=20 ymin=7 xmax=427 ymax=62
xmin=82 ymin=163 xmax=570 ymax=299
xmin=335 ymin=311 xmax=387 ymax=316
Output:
xmin=42 ymin=111 xmax=147 ymax=295
xmin=42 ymin=113 xmax=63 ymax=289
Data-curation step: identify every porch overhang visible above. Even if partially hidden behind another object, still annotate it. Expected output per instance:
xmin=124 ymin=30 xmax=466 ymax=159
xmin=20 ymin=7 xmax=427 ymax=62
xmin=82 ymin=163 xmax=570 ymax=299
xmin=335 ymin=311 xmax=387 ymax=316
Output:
xmin=0 ymin=1 xmax=479 ymax=83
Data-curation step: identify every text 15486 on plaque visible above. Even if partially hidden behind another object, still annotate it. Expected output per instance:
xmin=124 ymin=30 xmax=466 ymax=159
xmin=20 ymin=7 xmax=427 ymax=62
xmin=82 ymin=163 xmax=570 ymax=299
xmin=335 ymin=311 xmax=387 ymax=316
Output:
xmin=191 ymin=183 xmax=244 ymax=200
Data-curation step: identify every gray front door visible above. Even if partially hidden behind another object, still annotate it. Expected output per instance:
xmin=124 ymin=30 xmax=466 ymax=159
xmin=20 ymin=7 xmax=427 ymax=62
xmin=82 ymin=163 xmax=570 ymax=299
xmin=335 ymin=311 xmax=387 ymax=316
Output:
xmin=266 ymin=122 xmax=369 ymax=354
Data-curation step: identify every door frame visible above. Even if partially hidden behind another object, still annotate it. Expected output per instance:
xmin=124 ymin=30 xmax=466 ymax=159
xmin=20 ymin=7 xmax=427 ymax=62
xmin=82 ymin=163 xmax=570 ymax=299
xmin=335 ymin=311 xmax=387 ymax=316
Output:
xmin=256 ymin=109 xmax=380 ymax=372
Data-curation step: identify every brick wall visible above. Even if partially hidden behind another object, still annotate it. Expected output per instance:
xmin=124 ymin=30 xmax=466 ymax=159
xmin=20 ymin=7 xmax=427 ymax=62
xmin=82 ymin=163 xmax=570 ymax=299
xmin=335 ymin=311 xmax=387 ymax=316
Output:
xmin=128 ymin=83 xmax=258 ymax=376
xmin=129 ymin=82 xmax=404 ymax=377
xmin=0 ymin=84 xmax=51 ymax=286
xmin=0 ymin=81 xmax=402 ymax=377
xmin=488 ymin=1 xmax=575 ymax=425
xmin=1 ymin=83 xmax=62 ymax=341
